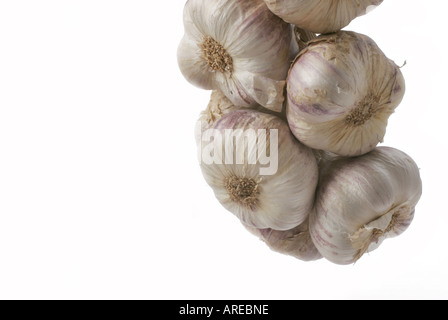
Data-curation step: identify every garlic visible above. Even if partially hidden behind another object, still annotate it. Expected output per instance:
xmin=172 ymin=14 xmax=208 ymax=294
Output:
xmin=293 ymin=26 xmax=317 ymax=53
xmin=177 ymin=0 xmax=292 ymax=112
xmin=195 ymin=90 xmax=271 ymax=151
xmin=197 ymin=90 xmax=281 ymax=132
xmin=197 ymin=105 xmax=318 ymax=231
xmin=286 ymin=31 xmax=405 ymax=157
xmin=245 ymin=216 xmax=322 ymax=261
xmin=309 ymin=147 xmax=423 ymax=265
xmin=288 ymin=26 xmax=317 ymax=66
xmin=263 ymin=0 xmax=383 ymax=34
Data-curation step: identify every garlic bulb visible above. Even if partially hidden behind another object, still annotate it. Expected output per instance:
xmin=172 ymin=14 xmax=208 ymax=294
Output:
xmin=286 ymin=31 xmax=405 ymax=157
xmin=198 ymin=90 xmax=281 ymax=132
xmin=309 ymin=147 xmax=422 ymax=265
xmin=245 ymin=217 xmax=322 ymax=261
xmin=263 ymin=0 xmax=383 ymax=34
xmin=197 ymin=107 xmax=318 ymax=231
xmin=177 ymin=0 xmax=292 ymax=112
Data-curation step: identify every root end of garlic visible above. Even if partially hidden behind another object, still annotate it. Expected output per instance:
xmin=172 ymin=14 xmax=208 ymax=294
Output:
xmin=225 ymin=175 xmax=260 ymax=210
xmin=345 ymin=93 xmax=381 ymax=127
xmin=200 ymin=36 xmax=233 ymax=74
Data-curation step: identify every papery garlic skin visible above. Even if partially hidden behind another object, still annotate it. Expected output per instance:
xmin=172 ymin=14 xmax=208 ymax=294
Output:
xmin=263 ymin=0 xmax=383 ymax=34
xmin=198 ymin=108 xmax=318 ymax=231
xmin=178 ymin=0 xmax=292 ymax=112
xmin=309 ymin=147 xmax=422 ymax=265
xmin=198 ymin=90 xmax=281 ymax=132
xmin=292 ymin=26 xmax=317 ymax=53
xmin=195 ymin=91 xmax=283 ymax=167
xmin=245 ymin=217 xmax=322 ymax=261
xmin=286 ymin=31 xmax=405 ymax=157
xmin=288 ymin=26 xmax=317 ymax=65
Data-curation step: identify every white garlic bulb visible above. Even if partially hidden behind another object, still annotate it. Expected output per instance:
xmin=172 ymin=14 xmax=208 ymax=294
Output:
xmin=245 ymin=217 xmax=322 ymax=261
xmin=263 ymin=0 xmax=383 ymax=34
xmin=286 ymin=31 xmax=405 ymax=157
xmin=177 ymin=0 xmax=292 ymax=112
xmin=309 ymin=147 xmax=422 ymax=265
xmin=197 ymin=106 xmax=318 ymax=231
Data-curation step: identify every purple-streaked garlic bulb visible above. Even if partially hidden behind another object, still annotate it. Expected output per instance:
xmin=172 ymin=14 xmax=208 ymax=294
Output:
xmin=286 ymin=31 xmax=405 ymax=157
xmin=309 ymin=147 xmax=422 ymax=265
xmin=178 ymin=0 xmax=293 ymax=112
xmin=264 ymin=0 xmax=383 ymax=34
xmin=197 ymin=106 xmax=318 ymax=231
xmin=245 ymin=217 xmax=322 ymax=261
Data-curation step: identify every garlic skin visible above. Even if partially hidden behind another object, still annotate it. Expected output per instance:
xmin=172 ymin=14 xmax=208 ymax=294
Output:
xmin=195 ymin=91 xmax=284 ymax=166
xmin=197 ymin=90 xmax=245 ymax=136
xmin=198 ymin=90 xmax=281 ymax=132
xmin=292 ymin=26 xmax=317 ymax=53
xmin=286 ymin=31 xmax=405 ymax=157
xmin=288 ymin=26 xmax=317 ymax=65
xmin=309 ymin=147 xmax=422 ymax=265
xmin=245 ymin=217 xmax=322 ymax=261
xmin=178 ymin=0 xmax=292 ymax=112
xmin=263 ymin=0 xmax=383 ymax=34
xmin=198 ymin=108 xmax=318 ymax=231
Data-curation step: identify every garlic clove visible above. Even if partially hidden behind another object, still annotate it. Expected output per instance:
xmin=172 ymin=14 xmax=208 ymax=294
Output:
xmin=245 ymin=216 xmax=323 ymax=261
xmin=309 ymin=146 xmax=423 ymax=265
xmin=178 ymin=0 xmax=292 ymax=111
xmin=286 ymin=31 xmax=405 ymax=157
xmin=263 ymin=0 xmax=384 ymax=34
xmin=197 ymin=102 xmax=319 ymax=231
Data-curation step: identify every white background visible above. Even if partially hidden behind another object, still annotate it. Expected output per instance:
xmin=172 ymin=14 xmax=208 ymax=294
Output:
xmin=0 ymin=0 xmax=446 ymax=300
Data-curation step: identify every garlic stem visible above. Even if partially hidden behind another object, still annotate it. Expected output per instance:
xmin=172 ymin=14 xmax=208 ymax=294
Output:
xmin=293 ymin=26 xmax=317 ymax=52
xmin=245 ymin=217 xmax=322 ymax=261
